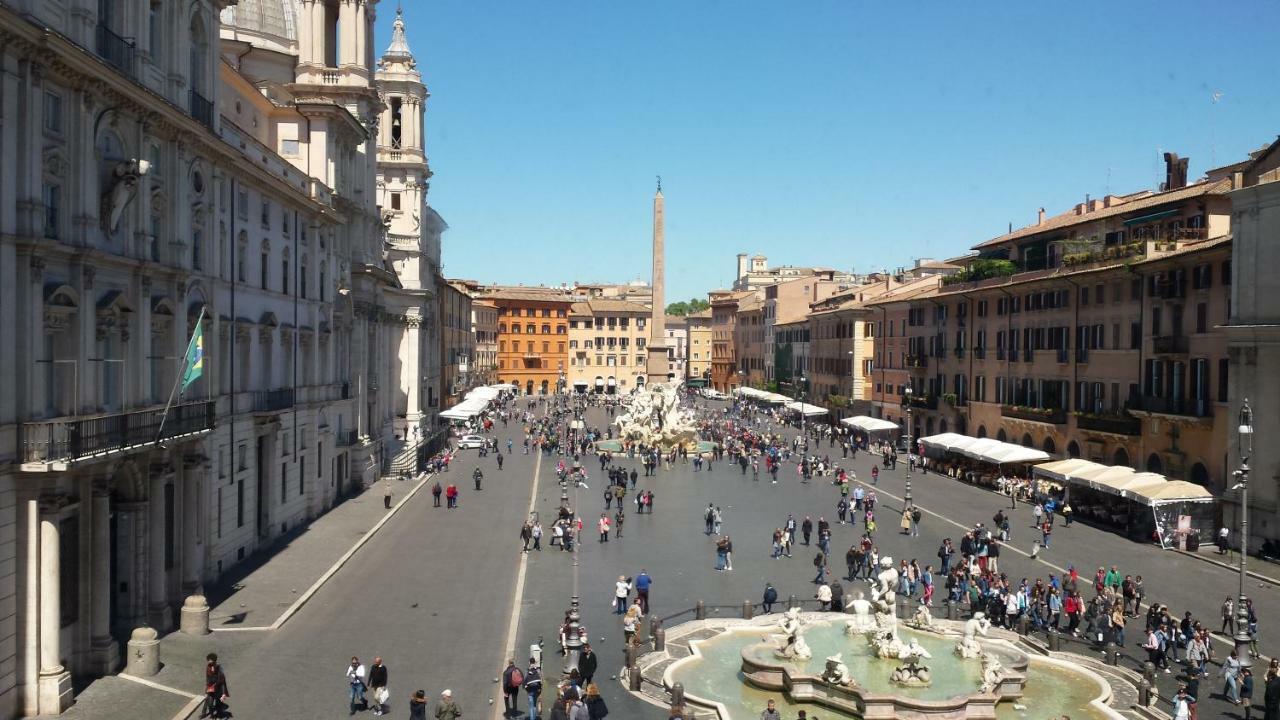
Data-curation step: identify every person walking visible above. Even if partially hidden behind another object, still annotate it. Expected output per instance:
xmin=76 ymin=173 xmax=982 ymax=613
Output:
xmin=583 ymin=683 xmax=609 ymax=720
xmin=383 ymin=477 xmax=393 ymax=509
xmin=523 ymin=661 xmax=544 ymax=720
xmin=802 ymin=516 xmax=813 ymax=546
xmin=347 ymin=657 xmax=367 ymax=715
xmin=614 ymin=576 xmax=631 ymax=614
xmin=762 ymin=583 xmax=778 ymax=613
xmin=597 ymin=514 xmax=610 ymax=543
xmin=434 ymin=689 xmax=462 ymax=720
xmin=635 ymin=570 xmax=651 ymax=614
xmin=579 ymin=644 xmax=599 ymax=687
xmin=367 ymin=657 xmax=389 ymax=716
xmin=502 ymin=658 xmax=524 ymax=717
xmin=432 ymin=481 xmax=442 ymax=507
xmin=200 ymin=653 xmax=229 ymax=719
xmin=409 ymin=690 xmax=429 ymax=720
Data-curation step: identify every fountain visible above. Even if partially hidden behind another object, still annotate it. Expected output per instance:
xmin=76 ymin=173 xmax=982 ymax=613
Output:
xmin=626 ymin=610 xmax=1136 ymax=720
xmin=594 ymin=383 xmax=717 ymax=454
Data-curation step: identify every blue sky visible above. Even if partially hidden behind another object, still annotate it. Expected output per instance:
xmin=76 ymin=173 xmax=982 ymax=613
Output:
xmin=377 ymin=1 xmax=1280 ymax=302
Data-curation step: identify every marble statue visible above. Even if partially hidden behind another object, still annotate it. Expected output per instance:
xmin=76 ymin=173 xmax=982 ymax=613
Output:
xmin=613 ymin=383 xmax=699 ymax=451
xmin=843 ymin=591 xmax=876 ymax=634
xmin=870 ymin=557 xmax=899 ymax=616
xmin=773 ymin=607 xmax=812 ymax=660
xmin=820 ymin=653 xmax=856 ymax=687
xmin=955 ymin=612 xmax=991 ymax=659
xmin=866 ymin=616 xmax=907 ymax=659
xmin=102 ymin=159 xmax=152 ymax=234
xmin=979 ymin=651 xmax=1006 ymax=694
xmin=890 ymin=639 xmax=933 ymax=686
xmin=907 ymin=603 xmax=936 ymax=631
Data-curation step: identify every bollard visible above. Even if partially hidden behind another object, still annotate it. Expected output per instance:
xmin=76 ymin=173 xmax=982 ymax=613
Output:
xmin=180 ymin=595 xmax=210 ymax=635
xmin=671 ymin=681 xmax=685 ymax=707
xmin=125 ymin=627 xmax=161 ymax=677
xmin=1017 ymin=615 xmax=1030 ymax=636
xmin=629 ymin=665 xmax=642 ymax=691
xmin=742 ymin=600 xmax=754 ymax=620
xmin=946 ymin=600 xmax=957 ymax=621
xmin=649 ymin=615 xmax=662 ymax=640
xmin=788 ymin=594 xmax=799 ymax=610
xmin=654 ymin=628 xmax=666 ymax=652
xmin=624 ymin=644 xmax=638 ymax=669
xmin=695 ymin=600 xmax=706 ymax=620
xmin=1142 ymin=661 xmax=1156 ymax=688
xmin=1137 ymin=679 xmax=1151 ymax=707
xmin=1046 ymin=628 xmax=1060 ymax=651
xmin=1105 ymin=641 xmax=1118 ymax=666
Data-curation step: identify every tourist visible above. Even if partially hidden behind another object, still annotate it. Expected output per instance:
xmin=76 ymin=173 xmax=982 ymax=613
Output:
xmin=1263 ymin=659 xmax=1279 ymax=720
xmin=523 ymin=660 xmax=544 ymax=720
xmin=432 ymin=481 xmax=442 ymax=507
xmin=201 ymin=653 xmax=229 ymax=720
xmin=583 ymin=683 xmax=609 ymax=719
xmin=1224 ymin=649 xmax=1244 ymax=704
xmin=434 ymin=689 xmax=462 ymax=720
xmin=1171 ymin=685 xmax=1194 ymax=720
xmin=347 ymin=657 xmax=367 ymax=715
xmin=597 ymin=514 xmax=609 ymax=543
xmin=409 ymin=690 xmax=428 ymax=720
xmin=614 ymin=576 xmax=631 ymax=614
xmin=758 ymin=699 xmax=782 ymax=720
xmin=579 ymin=644 xmax=598 ymax=686
xmin=762 ymin=583 xmax=778 ymax=613
xmin=725 ymin=535 xmax=735 ymax=571
xmin=366 ymin=657 xmax=389 ymax=716
xmin=635 ymin=569 xmax=652 ymax=613
xmin=1243 ymin=667 xmax=1256 ymax=718
xmin=502 ymin=658 xmax=523 ymax=717
xmin=815 ymin=582 xmax=832 ymax=611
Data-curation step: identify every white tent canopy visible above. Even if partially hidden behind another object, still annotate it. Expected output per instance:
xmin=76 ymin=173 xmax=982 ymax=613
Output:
xmin=735 ymin=387 xmax=791 ymax=404
xmin=786 ymin=401 xmax=828 ymax=416
xmin=1031 ymin=461 xmax=1214 ymax=506
xmin=841 ymin=416 xmax=900 ymax=433
xmin=918 ymin=433 xmax=1050 ymax=465
xmin=466 ymin=387 xmax=499 ymax=401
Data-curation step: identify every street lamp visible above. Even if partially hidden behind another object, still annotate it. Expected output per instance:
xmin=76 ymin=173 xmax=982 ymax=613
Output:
xmin=903 ymin=386 xmax=914 ymax=483
xmin=1234 ymin=398 xmax=1254 ymax=667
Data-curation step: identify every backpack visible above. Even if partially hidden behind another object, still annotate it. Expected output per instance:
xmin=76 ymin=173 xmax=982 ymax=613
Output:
xmin=912 ymin=509 xmax=922 ymax=522
xmin=509 ymin=667 xmax=524 ymax=687
xmin=814 ymin=553 xmax=824 ymax=567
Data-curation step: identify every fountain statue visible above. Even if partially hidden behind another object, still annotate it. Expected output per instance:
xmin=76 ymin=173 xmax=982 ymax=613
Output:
xmin=820 ymin=652 xmax=857 ymax=688
xmin=979 ymin=651 xmax=1006 ymax=694
xmin=772 ymin=607 xmax=813 ymax=660
xmin=890 ymin=639 xmax=933 ymax=686
xmin=613 ymin=383 xmax=700 ymax=451
xmin=866 ymin=611 xmax=907 ymax=659
xmin=907 ymin=602 xmax=936 ymax=631
xmin=955 ymin=612 xmax=991 ymax=659
xmin=870 ymin=557 xmax=899 ymax=626
xmin=843 ymin=591 xmax=876 ymax=634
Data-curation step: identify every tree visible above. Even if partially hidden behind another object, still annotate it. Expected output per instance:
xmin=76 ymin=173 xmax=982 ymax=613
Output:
xmin=666 ymin=298 xmax=710 ymax=316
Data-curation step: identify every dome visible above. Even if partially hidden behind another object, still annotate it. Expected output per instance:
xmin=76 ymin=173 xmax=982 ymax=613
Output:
xmin=220 ymin=0 xmax=298 ymax=42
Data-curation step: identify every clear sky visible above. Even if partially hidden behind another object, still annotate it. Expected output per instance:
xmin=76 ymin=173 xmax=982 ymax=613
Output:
xmin=377 ymin=1 xmax=1280 ymax=302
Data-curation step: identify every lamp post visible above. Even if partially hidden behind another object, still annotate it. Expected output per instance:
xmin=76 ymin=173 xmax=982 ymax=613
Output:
xmin=797 ymin=374 xmax=808 ymax=451
xmin=1234 ymin=399 xmax=1254 ymax=668
xmin=903 ymin=386 xmax=914 ymax=481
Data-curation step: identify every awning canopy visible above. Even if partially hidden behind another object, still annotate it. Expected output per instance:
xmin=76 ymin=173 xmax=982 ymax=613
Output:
xmin=1032 ymin=462 xmax=1216 ymax=506
xmin=841 ymin=416 xmax=900 ymax=433
xmin=918 ymin=433 xmax=1050 ymax=465
xmin=466 ymin=387 xmax=499 ymax=401
xmin=1122 ymin=208 xmax=1180 ymax=226
xmin=439 ymin=398 xmax=487 ymax=420
xmin=735 ymin=387 xmax=790 ymax=404
xmin=786 ymin=401 xmax=828 ymax=416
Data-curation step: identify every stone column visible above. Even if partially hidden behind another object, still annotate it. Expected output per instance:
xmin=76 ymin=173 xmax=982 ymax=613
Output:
xmin=147 ymin=467 xmax=171 ymax=631
xmin=354 ymin=1 xmax=367 ymax=71
xmin=645 ymin=185 xmax=668 ymax=384
xmin=338 ymin=0 xmax=356 ymax=67
xmin=38 ymin=500 xmax=72 ymax=713
xmin=90 ymin=484 xmax=119 ymax=674
xmin=181 ymin=456 xmax=203 ymax=595
xmin=296 ymin=0 xmax=313 ymax=66
xmin=20 ymin=497 xmax=39 ymax=716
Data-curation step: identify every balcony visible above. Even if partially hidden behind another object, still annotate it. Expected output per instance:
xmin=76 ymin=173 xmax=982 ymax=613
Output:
xmin=522 ymin=351 xmax=540 ymax=360
xmin=190 ymin=90 xmax=214 ymax=130
xmin=1001 ymin=405 xmax=1067 ymax=424
xmin=337 ymin=429 xmax=359 ymax=447
xmin=1129 ymin=395 xmax=1211 ymax=418
xmin=973 ymin=347 xmax=986 ymax=360
xmin=1075 ymin=412 xmax=1142 ymax=436
xmin=21 ymin=401 xmax=216 ymax=465
xmin=905 ymin=354 xmax=928 ymax=369
xmin=95 ymin=24 xmax=136 ymax=77
xmin=906 ymin=394 xmax=938 ymax=410
xmin=1152 ymin=335 xmax=1189 ymax=355
xmin=252 ymin=388 xmax=295 ymax=413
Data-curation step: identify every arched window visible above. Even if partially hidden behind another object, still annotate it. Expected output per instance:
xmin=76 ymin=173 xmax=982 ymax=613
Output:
xmin=996 ymin=428 xmax=1008 ymax=442
xmin=1114 ymin=447 xmax=1131 ymax=468
xmin=976 ymin=425 xmax=987 ymax=439
xmin=1190 ymin=462 xmax=1210 ymax=487
xmin=189 ymin=13 xmax=207 ymax=94
xmin=1146 ymin=453 xmax=1163 ymax=474
xmin=1067 ymin=440 xmax=1080 ymax=459
xmin=939 ymin=419 xmax=948 ymax=434
xmin=1021 ymin=433 xmax=1034 ymax=448
xmin=1042 ymin=436 xmax=1056 ymax=455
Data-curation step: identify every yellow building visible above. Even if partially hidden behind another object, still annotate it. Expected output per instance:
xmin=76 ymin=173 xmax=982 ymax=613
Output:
xmin=686 ymin=309 xmax=713 ymax=383
xmin=567 ymin=299 xmax=652 ymax=393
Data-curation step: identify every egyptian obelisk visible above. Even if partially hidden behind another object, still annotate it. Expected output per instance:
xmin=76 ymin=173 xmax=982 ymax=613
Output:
xmin=645 ymin=178 xmax=669 ymax=385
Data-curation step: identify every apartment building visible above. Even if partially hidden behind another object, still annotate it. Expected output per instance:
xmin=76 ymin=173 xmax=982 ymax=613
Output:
xmin=566 ymin=299 xmax=650 ymax=393
xmin=763 ymin=276 xmax=843 ymax=384
xmin=491 ymin=289 xmax=572 ymax=395
xmin=665 ymin=316 xmax=688 ymax=381
xmin=870 ymin=153 xmax=1237 ymax=495
xmin=734 ymin=294 xmax=767 ymax=388
xmin=472 ymin=299 xmax=499 ymax=386
xmin=686 ymin=309 xmax=713 ymax=383
xmin=440 ymin=282 xmax=475 ymax=407
xmin=731 ymin=253 xmax=859 ymax=292
xmin=710 ymin=290 xmax=754 ymax=392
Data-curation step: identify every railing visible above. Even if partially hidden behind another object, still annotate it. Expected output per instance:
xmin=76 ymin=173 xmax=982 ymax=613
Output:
xmin=21 ymin=401 xmax=215 ymax=464
xmin=954 ymin=347 xmax=966 ymax=359
xmin=190 ymin=90 xmax=214 ymax=129
xmin=996 ymin=347 xmax=1005 ymax=361
xmin=1130 ymin=395 xmax=1211 ymax=418
xmin=905 ymin=354 xmax=928 ymax=369
xmin=337 ymin=429 xmax=359 ymax=447
xmin=1075 ymin=348 xmax=1089 ymax=364
xmin=1008 ymin=348 xmax=1019 ymax=362
xmin=95 ymin=24 xmax=136 ymax=76
xmin=322 ymin=68 xmax=340 ymax=84
xmin=1001 ymin=405 xmax=1066 ymax=424
xmin=973 ymin=347 xmax=986 ymax=360
xmin=907 ymin=394 xmax=938 ymax=410
xmin=1075 ymin=412 xmax=1142 ymax=435
xmin=1023 ymin=348 xmax=1035 ymax=362
xmin=1152 ymin=335 xmax=1189 ymax=354
xmin=252 ymin=388 xmax=295 ymax=412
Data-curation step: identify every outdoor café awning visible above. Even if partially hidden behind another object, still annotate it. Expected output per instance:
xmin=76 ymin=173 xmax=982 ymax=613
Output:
xmin=1122 ymin=208 xmax=1180 ymax=226
xmin=736 ymin=387 xmax=790 ymax=404
xmin=439 ymin=398 xmax=486 ymax=420
xmin=1031 ymin=462 xmax=1216 ymax=506
xmin=786 ymin=401 xmax=828 ymax=417
xmin=918 ymin=433 xmax=1050 ymax=465
xmin=466 ymin=387 xmax=499 ymax=401
xmin=841 ymin=416 xmax=900 ymax=433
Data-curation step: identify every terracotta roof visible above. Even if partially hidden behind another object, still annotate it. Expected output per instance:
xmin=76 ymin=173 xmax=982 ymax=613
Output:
xmin=586 ymin=298 xmax=649 ymax=315
xmin=484 ymin=288 xmax=575 ymax=303
xmin=569 ymin=302 xmax=592 ymax=317
xmin=736 ymin=294 xmax=765 ymax=313
xmin=664 ymin=315 xmax=688 ymax=327
xmin=686 ymin=308 xmax=713 ymax=319
xmin=971 ymin=178 xmax=1233 ymax=250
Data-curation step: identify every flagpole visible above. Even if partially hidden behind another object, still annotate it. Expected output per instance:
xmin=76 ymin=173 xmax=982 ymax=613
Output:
xmin=156 ymin=306 xmax=206 ymax=444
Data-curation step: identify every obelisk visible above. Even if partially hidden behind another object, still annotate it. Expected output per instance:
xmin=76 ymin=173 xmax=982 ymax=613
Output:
xmin=645 ymin=178 xmax=669 ymax=385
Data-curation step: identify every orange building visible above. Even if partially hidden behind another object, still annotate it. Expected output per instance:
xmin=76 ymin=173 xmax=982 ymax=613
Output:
xmin=488 ymin=288 xmax=573 ymax=395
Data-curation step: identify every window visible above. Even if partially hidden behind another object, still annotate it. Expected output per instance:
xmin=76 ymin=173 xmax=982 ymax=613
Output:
xmin=1219 ymin=357 xmax=1229 ymax=402
xmin=1196 ymin=303 xmax=1207 ymax=334
xmin=390 ymin=192 xmax=401 ymax=210
xmin=319 ymin=262 xmax=326 ymax=301
xmin=1130 ymin=322 xmax=1141 ymax=349
xmin=281 ymin=139 xmax=300 ymax=156
xmin=237 ymin=190 xmax=248 ymax=219
xmin=282 ymin=252 xmax=290 ymax=295
xmin=1222 ymin=260 xmax=1232 ymax=286
xmin=261 ymin=199 xmax=271 ymax=228
xmin=42 ymin=183 xmax=60 ymax=239
xmin=43 ymin=91 xmax=62 ymax=134
xmin=192 ymin=230 xmax=203 ymax=271
xmin=300 ymin=258 xmax=308 ymax=298
xmin=149 ymin=1 xmax=162 ymax=60
xmin=1193 ymin=264 xmax=1212 ymax=290
xmin=261 ymin=248 xmax=270 ymax=289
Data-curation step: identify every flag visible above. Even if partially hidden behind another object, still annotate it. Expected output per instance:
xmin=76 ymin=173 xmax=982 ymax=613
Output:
xmin=181 ymin=322 xmax=204 ymax=391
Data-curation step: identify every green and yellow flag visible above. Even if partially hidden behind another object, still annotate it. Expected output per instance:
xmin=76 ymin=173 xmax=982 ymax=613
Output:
xmin=180 ymin=322 xmax=204 ymax=391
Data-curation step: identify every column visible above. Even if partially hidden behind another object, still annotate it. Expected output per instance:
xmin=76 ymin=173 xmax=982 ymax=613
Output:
xmin=296 ymin=0 xmax=312 ymax=66
xmin=90 ymin=484 xmax=119 ymax=673
xmin=147 ymin=468 xmax=171 ymax=631
xmin=37 ymin=500 xmax=72 ymax=713
xmin=181 ymin=457 xmax=203 ymax=594
xmin=338 ymin=0 xmax=356 ymax=67
xmin=21 ymin=497 xmax=38 ymax=716
xmin=354 ymin=1 xmax=367 ymax=71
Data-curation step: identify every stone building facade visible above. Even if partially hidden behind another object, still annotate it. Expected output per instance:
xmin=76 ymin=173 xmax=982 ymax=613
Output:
xmin=491 ymin=289 xmax=572 ymax=395
xmin=685 ymin=309 xmax=713 ymax=382
xmin=566 ymin=299 xmax=650 ymax=393
xmin=0 ymin=0 xmax=440 ymax=714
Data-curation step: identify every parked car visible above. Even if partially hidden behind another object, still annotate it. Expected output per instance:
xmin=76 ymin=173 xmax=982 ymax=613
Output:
xmin=457 ymin=435 xmax=486 ymax=450
xmin=702 ymin=389 xmax=726 ymax=400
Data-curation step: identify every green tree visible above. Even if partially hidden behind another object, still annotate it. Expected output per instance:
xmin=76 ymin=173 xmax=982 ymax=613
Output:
xmin=666 ymin=297 xmax=710 ymax=316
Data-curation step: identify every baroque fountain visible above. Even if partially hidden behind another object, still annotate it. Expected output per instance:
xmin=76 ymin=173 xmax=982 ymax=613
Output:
xmin=626 ymin=557 xmax=1139 ymax=720
xmin=594 ymin=383 xmax=717 ymax=454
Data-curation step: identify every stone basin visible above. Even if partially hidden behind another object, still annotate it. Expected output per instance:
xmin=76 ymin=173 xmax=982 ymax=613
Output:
xmin=594 ymin=439 xmax=718 ymax=454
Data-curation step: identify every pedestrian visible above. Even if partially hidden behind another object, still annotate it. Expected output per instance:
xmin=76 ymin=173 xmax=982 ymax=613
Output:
xmin=759 ymin=698 xmax=782 ymax=720
xmin=432 ymin=481 xmax=442 ymax=507
xmin=583 ymin=683 xmax=609 ymax=719
xmin=614 ymin=576 xmax=631 ymax=614
xmin=598 ymin=514 xmax=609 ymax=543
xmin=383 ymin=477 xmax=393 ymax=509
xmin=635 ymin=570 xmax=651 ymax=614
xmin=409 ymin=690 xmax=429 ymax=720
xmin=762 ymin=583 xmax=778 ymax=613
xmin=1263 ymin=660 xmax=1280 ymax=720
xmin=725 ymin=535 xmax=734 ymax=571
xmin=347 ymin=656 xmax=367 ymax=715
xmin=579 ymin=644 xmax=598 ymax=686
xmin=802 ymin=516 xmax=813 ymax=545
xmin=367 ymin=657 xmax=389 ymax=716
xmin=200 ymin=653 xmax=229 ymax=719
xmin=1225 ymin=649 xmax=1244 ymax=705
xmin=1223 ymin=597 xmax=1236 ymax=636
xmin=502 ymin=658 xmax=524 ymax=717
xmin=812 ymin=551 xmax=827 ymax=584
xmin=1171 ymin=685 xmax=1194 ymax=720
xmin=434 ymin=689 xmax=462 ymax=720
xmin=614 ymin=510 xmax=624 ymax=539
xmin=532 ymin=521 xmax=543 ymax=551
xmin=1243 ymin=668 xmax=1256 ymax=718
xmin=1041 ymin=520 xmax=1052 ymax=548
xmin=523 ymin=661 xmax=543 ymax=720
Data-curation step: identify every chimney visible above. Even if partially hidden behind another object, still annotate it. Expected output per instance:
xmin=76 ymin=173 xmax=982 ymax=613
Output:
xmin=1089 ymin=199 xmax=1103 ymax=212
xmin=1037 ymin=208 xmax=1045 ymax=226
xmin=1163 ymin=152 xmax=1189 ymax=190
xmin=1074 ymin=203 xmax=1086 ymax=216
xmin=1104 ymin=194 xmax=1118 ymax=208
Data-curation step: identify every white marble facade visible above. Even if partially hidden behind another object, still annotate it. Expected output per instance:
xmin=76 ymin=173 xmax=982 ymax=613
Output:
xmin=0 ymin=0 xmax=440 ymax=715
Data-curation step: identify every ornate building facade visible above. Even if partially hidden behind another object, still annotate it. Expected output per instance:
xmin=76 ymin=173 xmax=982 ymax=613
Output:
xmin=0 ymin=0 xmax=440 ymax=714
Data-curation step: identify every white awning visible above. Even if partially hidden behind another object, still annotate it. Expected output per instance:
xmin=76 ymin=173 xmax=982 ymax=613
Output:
xmin=466 ymin=387 xmax=499 ymax=401
xmin=841 ymin=416 xmax=900 ymax=433
xmin=1031 ymin=461 xmax=1216 ymax=506
xmin=786 ymin=401 xmax=829 ymax=416
xmin=919 ymin=433 xmax=1050 ymax=465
